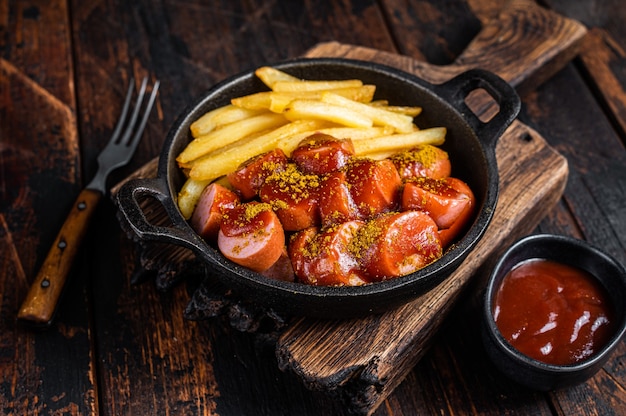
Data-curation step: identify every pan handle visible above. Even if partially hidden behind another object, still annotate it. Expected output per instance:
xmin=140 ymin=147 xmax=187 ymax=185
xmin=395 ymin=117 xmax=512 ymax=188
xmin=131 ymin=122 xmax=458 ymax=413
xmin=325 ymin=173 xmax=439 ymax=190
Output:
xmin=115 ymin=177 xmax=207 ymax=254
xmin=434 ymin=69 xmax=521 ymax=150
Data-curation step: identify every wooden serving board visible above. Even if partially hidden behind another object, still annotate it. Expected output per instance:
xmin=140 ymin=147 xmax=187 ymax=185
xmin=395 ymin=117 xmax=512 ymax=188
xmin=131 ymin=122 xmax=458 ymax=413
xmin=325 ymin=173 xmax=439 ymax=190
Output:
xmin=114 ymin=2 xmax=585 ymax=415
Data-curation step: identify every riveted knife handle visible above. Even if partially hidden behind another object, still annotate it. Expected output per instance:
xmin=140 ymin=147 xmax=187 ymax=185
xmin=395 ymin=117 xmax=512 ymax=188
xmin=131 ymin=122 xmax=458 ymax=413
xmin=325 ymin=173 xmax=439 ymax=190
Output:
xmin=18 ymin=188 xmax=102 ymax=326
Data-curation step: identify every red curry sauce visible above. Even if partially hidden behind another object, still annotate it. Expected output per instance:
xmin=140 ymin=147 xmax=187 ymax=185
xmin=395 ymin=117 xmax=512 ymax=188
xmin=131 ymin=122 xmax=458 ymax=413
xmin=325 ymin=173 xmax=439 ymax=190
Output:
xmin=493 ymin=258 xmax=615 ymax=365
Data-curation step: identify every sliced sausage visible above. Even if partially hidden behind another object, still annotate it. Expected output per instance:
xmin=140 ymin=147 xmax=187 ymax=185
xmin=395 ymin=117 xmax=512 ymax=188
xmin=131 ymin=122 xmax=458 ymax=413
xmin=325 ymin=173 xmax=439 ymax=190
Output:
xmin=258 ymin=163 xmax=320 ymax=231
xmin=190 ymin=183 xmax=239 ymax=241
xmin=358 ymin=211 xmax=442 ymax=280
xmin=435 ymin=178 xmax=476 ymax=247
xmin=318 ymin=170 xmax=360 ymax=227
xmin=218 ymin=202 xmax=285 ymax=272
xmin=289 ymin=221 xmax=368 ymax=286
xmin=401 ymin=176 xmax=475 ymax=229
xmin=346 ymin=158 xmax=402 ymax=219
xmin=291 ymin=133 xmax=355 ymax=175
xmin=390 ymin=144 xmax=451 ymax=180
xmin=227 ymin=148 xmax=289 ymax=200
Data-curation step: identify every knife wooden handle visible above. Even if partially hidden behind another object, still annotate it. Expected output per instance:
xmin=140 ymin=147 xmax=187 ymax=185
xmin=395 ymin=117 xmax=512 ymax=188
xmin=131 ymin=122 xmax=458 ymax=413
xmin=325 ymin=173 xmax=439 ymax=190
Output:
xmin=18 ymin=188 xmax=102 ymax=325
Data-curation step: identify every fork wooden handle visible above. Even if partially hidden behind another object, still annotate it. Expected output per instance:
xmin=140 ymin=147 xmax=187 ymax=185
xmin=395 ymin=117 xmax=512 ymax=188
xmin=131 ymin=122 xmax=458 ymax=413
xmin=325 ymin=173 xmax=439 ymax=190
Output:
xmin=18 ymin=188 xmax=102 ymax=326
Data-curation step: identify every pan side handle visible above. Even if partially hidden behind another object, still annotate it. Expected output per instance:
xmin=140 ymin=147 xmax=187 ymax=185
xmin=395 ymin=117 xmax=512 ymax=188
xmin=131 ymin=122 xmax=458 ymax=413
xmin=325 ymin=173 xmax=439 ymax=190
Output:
xmin=115 ymin=177 xmax=208 ymax=255
xmin=435 ymin=69 xmax=521 ymax=151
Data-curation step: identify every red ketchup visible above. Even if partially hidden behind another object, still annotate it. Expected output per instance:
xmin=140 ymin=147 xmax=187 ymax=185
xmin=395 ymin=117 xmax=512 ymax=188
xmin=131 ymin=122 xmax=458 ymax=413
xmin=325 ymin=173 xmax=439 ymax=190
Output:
xmin=493 ymin=259 xmax=615 ymax=366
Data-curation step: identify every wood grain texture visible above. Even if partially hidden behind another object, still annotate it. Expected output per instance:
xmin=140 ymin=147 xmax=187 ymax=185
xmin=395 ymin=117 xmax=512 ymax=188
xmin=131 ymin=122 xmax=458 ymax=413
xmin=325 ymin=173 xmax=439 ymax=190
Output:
xmin=0 ymin=1 xmax=95 ymax=415
xmin=3 ymin=0 xmax=625 ymax=415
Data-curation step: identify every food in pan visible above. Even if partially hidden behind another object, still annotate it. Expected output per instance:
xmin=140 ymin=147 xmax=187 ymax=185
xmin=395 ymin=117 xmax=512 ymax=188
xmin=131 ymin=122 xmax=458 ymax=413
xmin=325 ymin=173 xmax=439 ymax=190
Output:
xmin=176 ymin=67 xmax=475 ymax=285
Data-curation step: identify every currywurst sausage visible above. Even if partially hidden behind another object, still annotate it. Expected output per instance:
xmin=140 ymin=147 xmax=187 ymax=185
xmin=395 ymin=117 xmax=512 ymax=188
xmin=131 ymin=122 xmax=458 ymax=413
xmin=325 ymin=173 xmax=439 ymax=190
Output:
xmin=291 ymin=133 xmax=355 ymax=175
xmin=189 ymin=131 xmax=476 ymax=286
xmin=227 ymin=148 xmax=289 ymax=200
xmin=358 ymin=211 xmax=443 ymax=280
xmin=390 ymin=144 xmax=451 ymax=180
xmin=190 ymin=183 xmax=239 ymax=241
xmin=218 ymin=202 xmax=285 ymax=272
xmin=289 ymin=221 xmax=368 ymax=286
xmin=401 ymin=177 xmax=475 ymax=247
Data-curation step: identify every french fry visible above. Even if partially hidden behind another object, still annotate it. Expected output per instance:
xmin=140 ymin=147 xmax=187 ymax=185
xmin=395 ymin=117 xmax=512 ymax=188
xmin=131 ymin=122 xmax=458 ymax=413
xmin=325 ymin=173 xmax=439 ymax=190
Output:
xmin=273 ymin=79 xmax=363 ymax=92
xmin=321 ymin=92 xmax=415 ymax=133
xmin=233 ymin=85 xmax=377 ymax=112
xmin=177 ymin=178 xmax=212 ymax=219
xmin=189 ymin=119 xmax=329 ymax=181
xmin=255 ymin=66 xmax=300 ymax=89
xmin=368 ymin=100 xmax=423 ymax=116
xmin=373 ymin=104 xmax=423 ymax=117
xmin=177 ymin=113 xmax=287 ymax=164
xmin=190 ymin=105 xmax=265 ymax=137
xmin=268 ymin=93 xmax=295 ymax=113
xmin=353 ymin=127 xmax=447 ymax=156
xmin=190 ymin=105 xmax=230 ymax=137
xmin=314 ymin=126 xmax=394 ymax=141
xmin=231 ymin=92 xmax=273 ymax=110
xmin=269 ymin=85 xmax=377 ymax=113
xmin=283 ymin=99 xmax=373 ymax=128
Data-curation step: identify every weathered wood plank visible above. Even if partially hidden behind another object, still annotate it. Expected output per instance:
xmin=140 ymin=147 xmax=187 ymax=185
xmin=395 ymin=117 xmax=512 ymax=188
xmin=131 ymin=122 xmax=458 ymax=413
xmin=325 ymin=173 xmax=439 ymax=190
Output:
xmin=518 ymin=64 xmax=626 ymax=416
xmin=0 ymin=1 xmax=95 ymax=415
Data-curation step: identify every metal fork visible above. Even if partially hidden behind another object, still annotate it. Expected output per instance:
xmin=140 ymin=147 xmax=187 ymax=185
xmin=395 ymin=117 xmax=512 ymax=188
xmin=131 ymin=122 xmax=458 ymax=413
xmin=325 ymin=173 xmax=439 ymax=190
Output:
xmin=18 ymin=77 xmax=160 ymax=326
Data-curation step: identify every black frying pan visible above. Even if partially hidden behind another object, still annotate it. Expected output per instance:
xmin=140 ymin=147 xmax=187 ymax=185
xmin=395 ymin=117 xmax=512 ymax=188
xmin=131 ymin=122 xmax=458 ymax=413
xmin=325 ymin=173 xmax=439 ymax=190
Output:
xmin=116 ymin=58 xmax=520 ymax=318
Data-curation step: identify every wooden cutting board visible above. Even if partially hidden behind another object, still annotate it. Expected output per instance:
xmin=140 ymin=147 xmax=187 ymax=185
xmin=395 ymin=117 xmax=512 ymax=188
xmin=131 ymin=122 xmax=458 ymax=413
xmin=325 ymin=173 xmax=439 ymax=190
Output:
xmin=114 ymin=1 xmax=585 ymax=414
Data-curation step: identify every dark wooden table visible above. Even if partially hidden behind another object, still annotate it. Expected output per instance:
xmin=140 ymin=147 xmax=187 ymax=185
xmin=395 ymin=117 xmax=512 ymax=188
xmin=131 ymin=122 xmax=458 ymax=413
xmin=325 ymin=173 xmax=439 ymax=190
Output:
xmin=2 ymin=0 xmax=625 ymax=415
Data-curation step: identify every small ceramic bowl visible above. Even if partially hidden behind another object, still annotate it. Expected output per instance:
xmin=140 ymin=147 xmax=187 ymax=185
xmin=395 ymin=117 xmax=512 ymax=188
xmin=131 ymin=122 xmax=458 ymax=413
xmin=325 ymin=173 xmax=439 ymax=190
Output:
xmin=482 ymin=233 xmax=626 ymax=390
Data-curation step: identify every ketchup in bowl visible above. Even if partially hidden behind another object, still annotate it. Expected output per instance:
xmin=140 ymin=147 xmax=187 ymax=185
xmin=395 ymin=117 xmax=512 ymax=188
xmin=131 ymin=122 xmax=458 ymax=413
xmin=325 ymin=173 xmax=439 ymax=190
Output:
xmin=493 ymin=258 xmax=615 ymax=366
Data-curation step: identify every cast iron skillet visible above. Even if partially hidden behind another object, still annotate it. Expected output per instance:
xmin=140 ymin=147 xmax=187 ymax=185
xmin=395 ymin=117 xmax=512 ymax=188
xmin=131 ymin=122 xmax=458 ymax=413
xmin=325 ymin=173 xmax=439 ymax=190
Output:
xmin=116 ymin=58 xmax=521 ymax=318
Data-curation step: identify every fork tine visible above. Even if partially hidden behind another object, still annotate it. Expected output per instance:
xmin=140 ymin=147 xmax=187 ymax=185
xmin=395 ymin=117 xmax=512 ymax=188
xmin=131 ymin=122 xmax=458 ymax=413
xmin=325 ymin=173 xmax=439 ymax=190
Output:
xmin=126 ymin=80 xmax=160 ymax=152
xmin=118 ymin=77 xmax=149 ymax=146
xmin=109 ymin=77 xmax=136 ymax=145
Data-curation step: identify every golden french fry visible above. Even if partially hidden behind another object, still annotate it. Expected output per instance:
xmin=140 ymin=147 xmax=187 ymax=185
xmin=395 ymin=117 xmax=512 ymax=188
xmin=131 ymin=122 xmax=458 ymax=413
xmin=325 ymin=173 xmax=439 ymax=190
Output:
xmin=268 ymin=93 xmax=295 ymax=113
xmin=255 ymin=66 xmax=300 ymax=88
xmin=268 ymin=85 xmax=377 ymax=113
xmin=233 ymin=86 xmax=377 ymax=112
xmin=321 ymin=92 xmax=415 ymax=133
xmin=353 ymin=127 xmax=446 ymax=156
xmin=177 ymin=113 xmax=287 ymax=164
xmin=231 ymin=91 xmax=273 ymax=110
xmin=366 ymin=100 xmax=423 ymax=117
xmin=374 ymin=105 xmax=423 ymax=117
xmin=190 ymin=105 xmax=231 ymax=137
xmin=189 ymin=119 xmax=329 ymax=181
xmin=190 ymin=105 xmax=265 ymax=137
xmin=283 ymin=99 xmax=373 ymax=128
xmin=315 ymin=126 xmax=394 ymax=141
xmin=273 ymin=79 xmax=363 ymax=92
xmin=338 ymin=85 xmax=376 ymax=103
xmin=177 ymin=178 xmax=211 ymax=219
